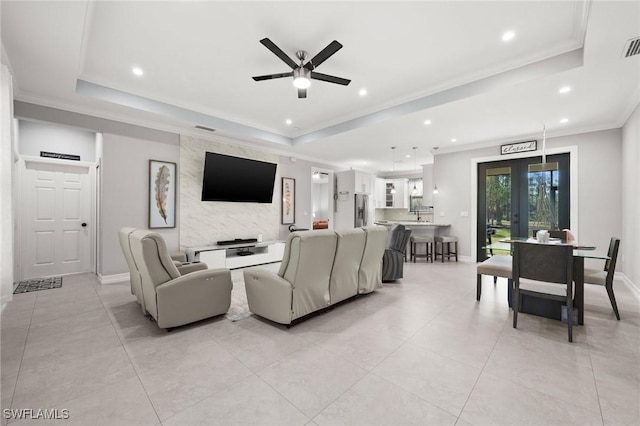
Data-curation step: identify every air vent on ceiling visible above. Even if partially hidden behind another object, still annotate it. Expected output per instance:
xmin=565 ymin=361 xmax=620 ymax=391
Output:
xmin=622 ymin=37 xmax=640 ymax=58
xmin=195 ymin=125 xmax=216 ymax=132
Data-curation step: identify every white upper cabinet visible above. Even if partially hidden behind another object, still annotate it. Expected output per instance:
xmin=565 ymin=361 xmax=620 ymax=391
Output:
xmin=354 ymin=171 xmax=373 ymax=193
xmin=377 ymin=178 xmax=408 ymax=208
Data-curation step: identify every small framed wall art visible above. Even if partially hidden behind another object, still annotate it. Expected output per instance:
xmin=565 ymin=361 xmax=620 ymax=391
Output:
xmin=281 ymin=177 xmax=295 ymax=225
xmin=149 ymin=160 xmax=176 ymax=228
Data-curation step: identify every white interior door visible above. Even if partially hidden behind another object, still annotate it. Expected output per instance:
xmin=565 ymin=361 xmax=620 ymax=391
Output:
xmin=22 ymin=161 xmax=92 ymax=279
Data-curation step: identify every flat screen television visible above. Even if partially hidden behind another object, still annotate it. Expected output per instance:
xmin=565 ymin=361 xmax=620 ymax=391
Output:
xmin=201 ymin=152 xmax=277 ymax=203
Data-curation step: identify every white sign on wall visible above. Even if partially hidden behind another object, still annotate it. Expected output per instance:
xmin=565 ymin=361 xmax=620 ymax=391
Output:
xmin=501 ymin=140 xmax=537 ymax=155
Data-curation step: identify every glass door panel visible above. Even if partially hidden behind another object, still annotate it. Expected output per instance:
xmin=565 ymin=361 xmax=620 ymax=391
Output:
xmin=486 ymin=166 xmax=512 ymax=242
xmin=527 ymin=162 xmax=560 ymax=236
xmin=477 ymin=153 xmax=569 ymax=261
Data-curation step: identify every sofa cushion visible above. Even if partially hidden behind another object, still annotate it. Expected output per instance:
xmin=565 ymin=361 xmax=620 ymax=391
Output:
xmin=359 ymin=226 xmax=388 ymax=293
xmin=283 ymin=230 xmax=338 ymax=321
xmin=330 ymin=229 xmax=367 ymax=304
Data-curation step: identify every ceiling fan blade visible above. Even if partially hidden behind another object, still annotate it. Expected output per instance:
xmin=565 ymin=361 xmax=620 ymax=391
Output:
xmin=298 ymin=88 xmax=307 ymax=99
xmin=304 ymin=40 xmax=343 ymax=70
xmin=252 ymin=72 xmax=293 ymax=81
xmin=310 ymin=72 xmax=351 ymax=86
xmin=260 ymin=38 xmax=298 ymax=69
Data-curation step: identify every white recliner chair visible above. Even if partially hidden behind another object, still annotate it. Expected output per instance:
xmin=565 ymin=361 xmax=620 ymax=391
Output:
xmin=119 ymin=227 xmax=208 ymax=306
xmin=129 ymin=230 xmax=233 ymax=329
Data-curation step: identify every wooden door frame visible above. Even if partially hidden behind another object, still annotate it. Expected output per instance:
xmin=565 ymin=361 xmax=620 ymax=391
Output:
xmin=470 ymin=146 xmax=578 ymax=262
xmin=17 ymin=155 xmax=97 ymax=282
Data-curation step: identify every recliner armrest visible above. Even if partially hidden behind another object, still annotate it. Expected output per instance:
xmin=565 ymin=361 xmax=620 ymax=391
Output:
xmin=170 ymin=252 xmax=187 ymax=263
xmin=176 ymin=261 xmax=208 ymax=275
xmin=155 ymin=268 xmax=233 ymax=328
xmin=243 ymin=269 xmax=293 ymax=325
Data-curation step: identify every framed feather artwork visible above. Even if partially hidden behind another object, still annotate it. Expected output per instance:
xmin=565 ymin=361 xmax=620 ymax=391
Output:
xmin=149 ymin=160 xmax=176 ymax=228
xmin=281 ymin=177 xmax=295 ymax=225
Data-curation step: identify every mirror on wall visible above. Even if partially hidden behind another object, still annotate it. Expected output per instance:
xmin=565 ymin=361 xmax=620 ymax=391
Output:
xmin=310 ymin=167 xmax=334 ymax=230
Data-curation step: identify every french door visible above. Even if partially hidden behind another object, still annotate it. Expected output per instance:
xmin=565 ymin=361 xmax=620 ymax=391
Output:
xmin=477 ymin=153 xmax=570 ymax=261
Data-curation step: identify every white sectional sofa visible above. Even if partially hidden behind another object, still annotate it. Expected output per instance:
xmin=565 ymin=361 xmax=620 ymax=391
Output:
xmin=243 ymin=226 xmax=388 ymax=325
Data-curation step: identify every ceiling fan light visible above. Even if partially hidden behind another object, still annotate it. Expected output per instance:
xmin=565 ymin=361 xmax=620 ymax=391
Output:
xmin=293 ymin=76 xmax=311 ymax=89
xmin=293 ymin=68 xmax=311 ymax=89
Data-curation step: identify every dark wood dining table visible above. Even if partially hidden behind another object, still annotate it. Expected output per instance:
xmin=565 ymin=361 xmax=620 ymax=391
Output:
xmin=484 ymin=238 xmax=610 ymax=325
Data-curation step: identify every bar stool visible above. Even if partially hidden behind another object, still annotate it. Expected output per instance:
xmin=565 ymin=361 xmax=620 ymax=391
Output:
xmin=435 ymin=235 xmax=458 ymax=262
xmin=410 ymin=236 xmax=434 ymax=263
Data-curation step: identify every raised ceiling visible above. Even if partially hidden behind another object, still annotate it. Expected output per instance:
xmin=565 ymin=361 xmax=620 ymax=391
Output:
xmin=2 ymin=1 xmax=639 ymax=172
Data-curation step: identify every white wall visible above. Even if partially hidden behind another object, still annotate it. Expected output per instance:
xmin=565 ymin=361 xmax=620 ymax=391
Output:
xmin=17 ymin=120 xmax=96 ymax=161
xmin=433 ymin=129 xmax=623 ymax=265
xmin=0 ymin=65 xmax=15 ymax=305
xmin=622 ymin=103 xmax=639 ymax=287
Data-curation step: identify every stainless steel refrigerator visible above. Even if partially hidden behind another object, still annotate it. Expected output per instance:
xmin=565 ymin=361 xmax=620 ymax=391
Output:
xmin=354 ymin=194 xmax=369 ymax=227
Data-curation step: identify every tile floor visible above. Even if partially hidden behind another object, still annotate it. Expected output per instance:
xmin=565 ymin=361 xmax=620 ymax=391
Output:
xmin=1 ymin=261 xmax=639 ymax=425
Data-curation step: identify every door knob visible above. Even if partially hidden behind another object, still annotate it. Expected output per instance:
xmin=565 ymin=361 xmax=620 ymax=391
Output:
xmin=81 ymin=223 xmax=87 ymax=227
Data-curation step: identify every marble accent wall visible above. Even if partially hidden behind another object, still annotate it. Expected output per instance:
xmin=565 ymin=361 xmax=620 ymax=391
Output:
xmin=179 ymin=135 xmax=279 ymax=248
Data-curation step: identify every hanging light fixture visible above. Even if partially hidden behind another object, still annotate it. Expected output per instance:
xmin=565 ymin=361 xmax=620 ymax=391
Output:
xmin=411 ymin=146 xmax=418 ymax=195
xmin=542 ymin=124 xmax=546 ymax=164
xmin=390 ymin=147 xmax=396 ymax=194
xmin=433 ymin=185 xmax=439 ymax=194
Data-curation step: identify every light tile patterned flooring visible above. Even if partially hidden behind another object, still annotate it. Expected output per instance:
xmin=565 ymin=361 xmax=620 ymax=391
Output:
xmin=1 ymin=261 xmax=639 ymax=425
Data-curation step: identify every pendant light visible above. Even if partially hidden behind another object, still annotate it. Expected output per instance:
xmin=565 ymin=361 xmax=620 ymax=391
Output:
xmin=390 ymin=147 xmax=397 ymax=194
xmin=542 ymin=124 xmax=546 ymax=164
xmin=411 ymin=146 xmax=418 ymax=195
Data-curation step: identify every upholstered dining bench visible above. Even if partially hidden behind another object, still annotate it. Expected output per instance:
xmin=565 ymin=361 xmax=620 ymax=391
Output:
xmin=476 ymin=255 xmax=512 ymax=301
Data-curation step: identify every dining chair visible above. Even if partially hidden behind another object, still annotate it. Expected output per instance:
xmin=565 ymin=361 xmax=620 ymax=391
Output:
xmin=486 ymin=229 xmax=498 ymax=284
xmin=512 ymin=241 xmax=575 ymax=342
xmin=583 ymin=237 xmax=621 ymax=320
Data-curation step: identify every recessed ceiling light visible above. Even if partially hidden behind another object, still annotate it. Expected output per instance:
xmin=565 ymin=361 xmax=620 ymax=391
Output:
xmin=502 ymin=31 xmax=515 ymax=42
xmin=406 ymin=154 xmax=411 ymax=158
xmin=559 ymin=86 xmax=571 ymax=94
xmin=359 ymin=88 xmax=367 ymax=96
xmin=132 ymin=67 xmax=144 ymax=76
xmin=560 ymin=118 xmax=569 ymax=124
xmin=285 ymin=119 xmax=292 ymax=125
xmin=451 ymin=138 xmax=457 ymax=142
xmin=424 ymin=120 xmax=432 ymax=125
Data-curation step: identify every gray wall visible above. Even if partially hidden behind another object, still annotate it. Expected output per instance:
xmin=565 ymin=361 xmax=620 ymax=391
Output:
xmin=14 ymin=102 xmax=182 ymax=278
xmin=622 ymin=103 xmax=639 ymax=286
xmin=433 ymin=129 xmax=623 ymax=269
xmin=101 ymin=133 xmax=180 ymax=276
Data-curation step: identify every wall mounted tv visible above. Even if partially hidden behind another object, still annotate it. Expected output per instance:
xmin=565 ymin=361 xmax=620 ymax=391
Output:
xmin=201 ymin=152 xmax=277 ymax=203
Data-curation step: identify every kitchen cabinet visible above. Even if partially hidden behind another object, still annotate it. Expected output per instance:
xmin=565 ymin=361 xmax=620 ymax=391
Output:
xmin=375 ymin=178 xmax=386 ymax=208
xmin=354 ymin=171 xmax=373 ymax=193
xmin=380 ymin=178 xmax=408 ymax=208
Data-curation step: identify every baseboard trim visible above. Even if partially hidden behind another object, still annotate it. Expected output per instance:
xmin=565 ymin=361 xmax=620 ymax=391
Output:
xmin=619 ymin=272 xmax=640 ymax=301
xmin=99 ymin=273 xmax=129 ymax=285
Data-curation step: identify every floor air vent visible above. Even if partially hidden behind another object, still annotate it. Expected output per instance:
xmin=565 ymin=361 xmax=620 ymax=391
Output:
xmin=623 ymin=37 xmax=640 ymax=58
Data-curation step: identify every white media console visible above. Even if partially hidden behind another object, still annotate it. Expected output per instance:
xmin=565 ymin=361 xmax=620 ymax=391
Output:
xmin=185 ymin=240 xmax=285 ymax=270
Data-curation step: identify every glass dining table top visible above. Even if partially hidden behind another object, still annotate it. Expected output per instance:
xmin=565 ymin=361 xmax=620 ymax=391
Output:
xmin=485 ymin=237 xmax=610 ymax=260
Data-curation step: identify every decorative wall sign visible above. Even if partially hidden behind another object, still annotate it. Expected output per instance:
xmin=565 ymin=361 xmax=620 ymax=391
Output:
xmin=281 ymin=177 xmax=295 ymax=225
xmin=40 ymin=151 xmax=80 ymax=161
xmin=149 ymin=160 xmax=176 ymax=228
xmin=501 ymin=140 xmax=537 ymax=155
